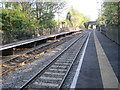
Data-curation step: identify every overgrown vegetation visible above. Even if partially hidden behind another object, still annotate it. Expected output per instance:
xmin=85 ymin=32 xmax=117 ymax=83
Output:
xmin=1 ymin=1 xmax=91 ymax=44
xmin=97 ymin=1 xmax=120 ymax=45
xmin=0 ymin=1 xmax=65 ymax=43
xmin=97 ymin=1 xmax=120 ymax=26
xmin=66 ymin=9 xmax=90 ymax=29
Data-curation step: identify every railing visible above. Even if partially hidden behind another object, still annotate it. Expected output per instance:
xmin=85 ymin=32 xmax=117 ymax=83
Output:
xmin=100 ymin=25 xmax=120 ymax=45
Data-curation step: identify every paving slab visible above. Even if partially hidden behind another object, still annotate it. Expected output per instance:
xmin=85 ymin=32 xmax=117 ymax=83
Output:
xmin=75 ymin=30 xmax=103 ymax=88
xmin=75 ymin=29 xmax=119 ymax=89
xmin=95 ymin=30 xmax=120 ymax=82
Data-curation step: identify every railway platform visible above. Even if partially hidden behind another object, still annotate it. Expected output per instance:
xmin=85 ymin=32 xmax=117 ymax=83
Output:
xmin=71 ymin=29 xmax=119 ymax=89
xmin=1 ymin=29 xmax=119 ymax=89
xmin=1 ymin=30 xmax=80 ymax=56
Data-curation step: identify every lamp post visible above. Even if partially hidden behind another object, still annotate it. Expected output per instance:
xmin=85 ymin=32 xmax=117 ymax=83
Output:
xmin=96 ymin=0 xmax=103 ymax=32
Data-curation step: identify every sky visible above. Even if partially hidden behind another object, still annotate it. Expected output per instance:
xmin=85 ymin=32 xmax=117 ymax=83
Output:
xmin=57 ymin=0 xmax=102 ymax=21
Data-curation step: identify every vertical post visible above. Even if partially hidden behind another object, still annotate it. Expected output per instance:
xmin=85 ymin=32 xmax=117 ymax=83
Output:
xmin=2 ymin=48 xmax=13 ymax=56
xmin=100 ymin=25 xmax=101 ymax=32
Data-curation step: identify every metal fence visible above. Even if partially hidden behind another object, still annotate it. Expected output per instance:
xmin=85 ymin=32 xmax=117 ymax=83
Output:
xmin=100 ymin=25 xmax=120 ymax=45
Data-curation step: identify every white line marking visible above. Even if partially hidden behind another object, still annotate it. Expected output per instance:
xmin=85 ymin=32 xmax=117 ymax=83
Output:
xmin=70 ymin=31 xmax=91 ymax=88
xmin=94 ymin=30 xmax=119 ymax=88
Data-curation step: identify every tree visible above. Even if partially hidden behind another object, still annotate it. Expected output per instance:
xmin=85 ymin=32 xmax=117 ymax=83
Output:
xmin=66 ymin=11 xmax=73 ymax=27
xmin=0 ymin=1 xmax=66 ymax=43
xmin=98 ymin=2 xmax=120 ymax=25
xmin=66 ymin=9 xmax=90 ymax=29
xmin=1 ymin=8 xmax=37 ymax=31
xmin=1 ymin=1 xmax=66 ymax=31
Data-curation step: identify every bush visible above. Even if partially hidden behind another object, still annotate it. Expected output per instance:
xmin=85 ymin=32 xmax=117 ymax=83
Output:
xmin=1 ymin=9 xmax=37 ymax=31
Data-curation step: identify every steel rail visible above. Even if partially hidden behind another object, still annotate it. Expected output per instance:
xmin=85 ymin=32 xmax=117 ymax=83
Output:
xmin=59 ymin=34 xmax=88 ymax=89
xmin=1 ymin=33 xmax=78 ymax=76
xmin=2 ymin=32 xmax=78 ymax=64
xmin=19 ymin=32 xmax=88 ymax=90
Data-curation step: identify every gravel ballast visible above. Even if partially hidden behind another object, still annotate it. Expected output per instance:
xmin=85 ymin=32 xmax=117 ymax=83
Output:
xmin=2 ymin=32 xmax=84 ymax=89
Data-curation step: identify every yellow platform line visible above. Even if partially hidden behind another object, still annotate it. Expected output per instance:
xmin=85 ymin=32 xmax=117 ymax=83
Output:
xmin=94 ymin=30 xmax=119 ymax=89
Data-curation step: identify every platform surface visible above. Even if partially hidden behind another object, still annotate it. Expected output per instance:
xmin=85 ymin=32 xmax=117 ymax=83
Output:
xmin=0 ymin=30 xmax=80 ymax=50
xmin=74 ymin=29 xmax=119 ymax=89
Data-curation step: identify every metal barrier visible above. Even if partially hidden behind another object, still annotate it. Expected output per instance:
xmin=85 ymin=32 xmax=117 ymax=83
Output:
xmin=101 ymin=25 xmax=120 ymax=45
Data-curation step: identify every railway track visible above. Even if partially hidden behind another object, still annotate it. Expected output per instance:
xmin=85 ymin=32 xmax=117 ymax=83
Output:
xmin=1 ymin=32 xmax=81 ymax=76
xmin=19 ymin=31 xmax=89 ymax=89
